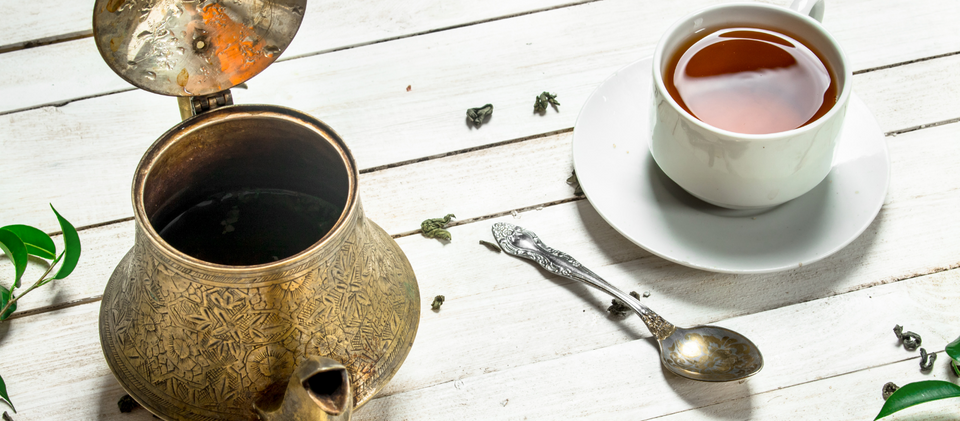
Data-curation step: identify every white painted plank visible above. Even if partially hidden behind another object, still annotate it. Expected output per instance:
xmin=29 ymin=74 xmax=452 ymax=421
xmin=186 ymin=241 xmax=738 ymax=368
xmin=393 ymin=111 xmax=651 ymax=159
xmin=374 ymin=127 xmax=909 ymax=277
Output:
xmin=4 ymin=3 xmax=960 ymax=233
xmin=856 ymin=53 xmax=960 ymax=132
xmin=0 ymin=0 xmax=593 ymax=113
xmin=0 ymin=4 xmax=90 ymax=52
xmin=4 ymin=0 xmax=959 ymax=114
xmin=5 ymin=154 xmax=960 ymax=401
xmin=353 ymin=269 xmax=960 ymax=420
xmin=658 ymin=355 xmax=960 ymax=420
xmin=0 ymin=304 xmax=158 ymax=421
xmin=0 ymin=0 xmax=585 ymax=52
xmin=5 ymin=111 xmax=960 ymax=318
xmin=1 ymin=254 xmax=956 ymax=420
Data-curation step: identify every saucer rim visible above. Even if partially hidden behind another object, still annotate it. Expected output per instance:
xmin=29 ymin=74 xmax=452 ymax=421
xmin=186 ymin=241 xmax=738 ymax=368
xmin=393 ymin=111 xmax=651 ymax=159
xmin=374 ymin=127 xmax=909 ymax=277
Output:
xmin=571 ymin=56 xmax=890 ymax=274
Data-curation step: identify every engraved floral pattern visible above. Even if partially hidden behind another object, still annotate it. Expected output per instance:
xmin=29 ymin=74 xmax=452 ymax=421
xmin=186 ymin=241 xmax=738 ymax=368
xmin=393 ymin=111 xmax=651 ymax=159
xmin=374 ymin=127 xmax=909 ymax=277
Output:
xmin=100 ymin=212 xmax=420 ymax=421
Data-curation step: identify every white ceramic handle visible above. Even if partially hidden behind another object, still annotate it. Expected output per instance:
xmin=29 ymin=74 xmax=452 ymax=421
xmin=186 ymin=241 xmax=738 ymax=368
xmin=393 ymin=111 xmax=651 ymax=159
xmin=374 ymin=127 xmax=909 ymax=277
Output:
xmin=790 ymin=0 xmax=825 ymax=22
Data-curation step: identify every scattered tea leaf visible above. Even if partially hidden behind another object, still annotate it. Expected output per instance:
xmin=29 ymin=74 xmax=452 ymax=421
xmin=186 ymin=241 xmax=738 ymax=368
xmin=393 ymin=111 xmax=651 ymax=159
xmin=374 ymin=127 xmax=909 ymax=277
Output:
xmin=406 ymin=85 xmax=412 ymax=92
xmin=421 ymin=214 xmax=455 ymax=241
xmin=534 ymin=91 xmax=559 ymax=113
xmin=0 ymin=374 xmax=13 ymax=413
xmin=431 ymin=295 xmax=445 ymax=311
xmin=0 ymin=230 xmax=26 ymax=289
xmin=51 ymin=205 xmax=81 ymax=280
xmin=902 ymin=332 xmax=922 ymax=350
xmin=566 ymin=171 xmax=583 ymax=196
xmin=466 ymin=104 xmax=493 ymax=127
xmin=2 ymin=411 xmax=12 ymax=421
xmin=919 ymin=348 xmax=937 ymax=371
xmin=882 ymin=382 xmax=899 ymax=400
xmin=607 ymin=291 xmax=641 ymax=317
xmin=894 ymin=325 xmax=922 ymax=350
xmin=0 ymin=226 xmax=55 ymax=260
xmin=875 ymin=380 xmax=960 ymax=419
xmin=479 ymin=240 xmax=501 ymax=253
xmin=118 ymin=394 xmax=140 ymax=413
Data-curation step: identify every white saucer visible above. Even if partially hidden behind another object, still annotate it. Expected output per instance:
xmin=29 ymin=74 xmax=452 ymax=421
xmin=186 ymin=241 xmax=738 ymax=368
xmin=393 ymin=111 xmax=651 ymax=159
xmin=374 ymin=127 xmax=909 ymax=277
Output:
xmin=572 ymin=57 xmax=890 ymax=274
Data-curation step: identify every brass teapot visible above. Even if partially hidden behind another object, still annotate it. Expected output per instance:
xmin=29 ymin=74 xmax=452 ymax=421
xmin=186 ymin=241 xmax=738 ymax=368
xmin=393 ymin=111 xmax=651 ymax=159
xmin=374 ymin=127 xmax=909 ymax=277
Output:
xmin=93 ymin=1 xmax=420 ymax=420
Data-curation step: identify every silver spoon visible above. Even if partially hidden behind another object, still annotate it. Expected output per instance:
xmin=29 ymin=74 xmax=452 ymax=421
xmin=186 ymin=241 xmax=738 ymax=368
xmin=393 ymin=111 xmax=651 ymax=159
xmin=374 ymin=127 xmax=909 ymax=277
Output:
xmin=492 ymin=222 xmax=763 ymax=382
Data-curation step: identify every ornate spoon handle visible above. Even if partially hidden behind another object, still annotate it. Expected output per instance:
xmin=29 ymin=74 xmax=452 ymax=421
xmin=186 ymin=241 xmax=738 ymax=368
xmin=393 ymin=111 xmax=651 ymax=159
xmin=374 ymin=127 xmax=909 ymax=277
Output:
xmin=492 ymin=223 xmax=676 ymax=340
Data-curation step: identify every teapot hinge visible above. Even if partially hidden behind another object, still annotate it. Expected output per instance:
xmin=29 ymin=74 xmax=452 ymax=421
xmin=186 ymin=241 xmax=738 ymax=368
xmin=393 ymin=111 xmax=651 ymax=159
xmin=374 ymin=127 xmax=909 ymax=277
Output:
xmin=178 ymin=90 xmax=234 ymax=120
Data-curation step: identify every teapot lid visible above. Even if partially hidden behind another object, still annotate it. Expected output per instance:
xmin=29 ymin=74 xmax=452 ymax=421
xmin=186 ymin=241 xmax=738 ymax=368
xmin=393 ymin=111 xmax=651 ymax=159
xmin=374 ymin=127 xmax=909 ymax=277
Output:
xmin=93 ymin=0 xmax=306 ymax=96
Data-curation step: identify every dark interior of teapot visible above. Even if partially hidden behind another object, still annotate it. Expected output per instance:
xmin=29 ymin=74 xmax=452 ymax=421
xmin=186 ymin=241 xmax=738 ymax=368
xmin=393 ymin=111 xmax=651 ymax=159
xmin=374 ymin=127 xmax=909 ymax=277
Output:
xmin=140 ymin=110 xmax=352 ymax=265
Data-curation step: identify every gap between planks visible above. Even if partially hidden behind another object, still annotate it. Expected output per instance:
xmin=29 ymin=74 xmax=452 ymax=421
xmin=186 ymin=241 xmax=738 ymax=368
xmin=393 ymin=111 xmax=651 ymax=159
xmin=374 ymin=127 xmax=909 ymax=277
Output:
xmin=53 ymin=111 xmax=960 ymax=240
xmin=15 ymin=197 xmax=960 ymax=321
xmin=0 ymin=0 xmax=601 ymax=55
xmin=0 ymin=4 xmax=957 ymax=117
xmin=643 ymin=353 xmax=930 ymax=421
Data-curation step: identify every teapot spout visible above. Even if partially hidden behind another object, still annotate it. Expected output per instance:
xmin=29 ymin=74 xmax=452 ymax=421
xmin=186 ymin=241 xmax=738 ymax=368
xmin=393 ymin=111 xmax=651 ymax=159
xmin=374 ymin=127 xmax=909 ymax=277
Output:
xmin=255 ymin=357 xmax=353 ymax=421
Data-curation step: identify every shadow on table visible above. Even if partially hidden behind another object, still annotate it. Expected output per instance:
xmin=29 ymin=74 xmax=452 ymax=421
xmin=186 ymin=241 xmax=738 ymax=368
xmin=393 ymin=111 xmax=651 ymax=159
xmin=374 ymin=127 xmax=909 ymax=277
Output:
xmin=573 ymin=191 xmax=885 ymax=324
xmin=523 ymin=257 xmax=652 ymax=345
xmin=660 ymin=361 xmax=757 ymax=419
xmin=95 ymin=374 xmax=155 ymax=420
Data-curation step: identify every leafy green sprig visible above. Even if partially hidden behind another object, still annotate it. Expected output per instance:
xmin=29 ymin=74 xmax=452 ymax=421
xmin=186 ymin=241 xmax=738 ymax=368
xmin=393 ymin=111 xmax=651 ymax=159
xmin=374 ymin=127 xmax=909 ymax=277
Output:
xmin=0 ymin=205 xmax=81 ymax=413
xmin=875 ymin=335 xmax=960 ymax=419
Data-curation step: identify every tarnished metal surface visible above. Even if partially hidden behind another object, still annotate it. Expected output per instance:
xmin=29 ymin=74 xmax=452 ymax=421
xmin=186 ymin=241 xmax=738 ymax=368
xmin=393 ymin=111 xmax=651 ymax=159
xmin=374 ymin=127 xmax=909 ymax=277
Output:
xmin=255 ymin=357 xmax=353 ymax=421
xmin=99 ymin=107 xmax=420 ymax=420
xmin=492 ymin=222 xmax=763 ymax=382
xmin=93 ymin=0 xmax=306 ymax=96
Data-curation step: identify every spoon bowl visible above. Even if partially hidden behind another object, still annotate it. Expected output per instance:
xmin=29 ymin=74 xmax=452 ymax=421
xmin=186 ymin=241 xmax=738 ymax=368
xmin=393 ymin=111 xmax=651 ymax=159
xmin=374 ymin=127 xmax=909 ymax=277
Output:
xmin=492 ymin=222 xmax=762 ymax=382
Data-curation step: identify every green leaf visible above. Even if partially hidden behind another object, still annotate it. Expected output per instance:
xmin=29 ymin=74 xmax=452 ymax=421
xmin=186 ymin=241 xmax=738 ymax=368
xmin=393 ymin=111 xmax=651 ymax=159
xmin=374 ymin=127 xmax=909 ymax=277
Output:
xmin=0 ymin=288 xmax=15 ymax=321
xmin=875 ymin=380 xmax=960 ymax=419
xmin=0 ymin=373 xmax=13 ymax=413
xmin=50 ymin=205 xmax=80 ymax=280
xmin=946 ymin=335 xmax=960 ymax=362
xmin=0 ymin=230 xmax=27 ymax=289
xmin=0 ymin=225 xmax=55 ymax=260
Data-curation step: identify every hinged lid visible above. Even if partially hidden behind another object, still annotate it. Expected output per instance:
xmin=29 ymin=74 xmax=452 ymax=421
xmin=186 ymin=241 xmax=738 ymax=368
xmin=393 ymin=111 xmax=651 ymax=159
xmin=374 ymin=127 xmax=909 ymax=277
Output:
xmin=93 ymin=0 xmax=306 ymax=97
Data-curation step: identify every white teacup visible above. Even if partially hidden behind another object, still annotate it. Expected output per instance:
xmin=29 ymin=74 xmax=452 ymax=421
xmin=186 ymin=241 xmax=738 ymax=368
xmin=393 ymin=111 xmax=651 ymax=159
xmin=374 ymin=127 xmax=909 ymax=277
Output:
xmin=649 ymin=0 xmax=851 ymax=209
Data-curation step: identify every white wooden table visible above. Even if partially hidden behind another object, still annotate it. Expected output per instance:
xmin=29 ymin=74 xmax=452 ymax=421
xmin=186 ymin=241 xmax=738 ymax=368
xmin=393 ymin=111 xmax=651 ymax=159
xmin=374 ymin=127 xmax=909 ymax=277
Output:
xmin=2 ymin=0 xmax=960 ymax=419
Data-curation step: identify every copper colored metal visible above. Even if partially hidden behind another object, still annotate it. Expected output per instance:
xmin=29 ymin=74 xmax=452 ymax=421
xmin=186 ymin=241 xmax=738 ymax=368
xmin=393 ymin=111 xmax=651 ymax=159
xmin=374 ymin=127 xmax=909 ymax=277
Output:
xmin=93 ymin=0 xmax=305 ymax=96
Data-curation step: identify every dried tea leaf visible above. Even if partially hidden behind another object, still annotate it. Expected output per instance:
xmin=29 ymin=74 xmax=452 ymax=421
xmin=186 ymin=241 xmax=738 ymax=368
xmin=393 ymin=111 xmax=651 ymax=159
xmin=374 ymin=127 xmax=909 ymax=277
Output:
xmin=479 ymin=240 xmax=501 ymax=253
xmin=607 ymin=291 xmax=641 ymax=317
xmin=882 ymin=382 xmax=899 ymax=400
xmin=118 ymin=394 xmax=140 ymax=413
xmin=919 ymin=348 xmax=937 ymax=371
xmin=466 ymin=104 xmax=493 ymax=127
xmin=894 ymin=325 xmax=922 ymax=350
xmin=566 ymin=170 xmax=583 ymax=196
xmin=534 ymin=91 xmax=560 ymax=113
xmin=902 ymin=332 xmax=922 ymax=350
xmin=431 ymin=295 xmax=445 ymax=311
xmin=421 ymin=214 xmax=456 ymax=241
